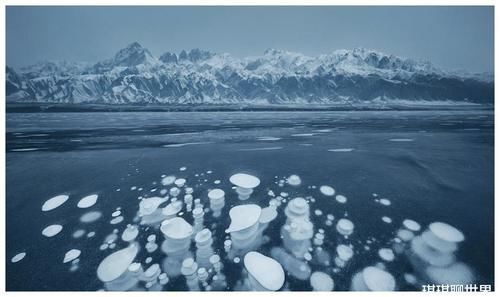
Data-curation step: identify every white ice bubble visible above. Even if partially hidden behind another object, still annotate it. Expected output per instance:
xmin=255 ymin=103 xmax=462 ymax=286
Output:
xmin=174 ymin=178 xmax=186 ymax=187
xmin=379 ymin=198 xmax=391 ymax=206
xmin=208 ymin=189 xmax=225 ymax=201
xmin=42 ymin=194 xmax=69 ymax=212
xmin=229 ymin=173 xmax=260 ymax=189
xmin=73 ymin=229 xmax=86 ymax=238
xmin=11 ymin=252 xmax=26 ymax=263
xmin=160 ymin=217 xmax=193 ymax=240
xmin=259 ymin=206 xmax=278 ymax=224
xmin=319 ymin=186 xmax=335 ymax=196
xmin=42 ymin=224 xmax=63 ymax=237
xmin=336 ymin=244 xmax=354 ymax=261
xmin=336 ymin=219 xmax=354 ymax=236
xmin=382 ymin=216 xmax=392 ymax=224
xmin=429 ymin=222 xmax=465 ymax=243
xmin=257 ymin=136 xmax=281 ymax=141
xmin=112 ymin=210 xmax=121 ymax=217
xmin=310 ymin=271 xmax=334 ymax=291
xmin=244 ymin=251 xmax=285 ymax=291
xmin=110 ymin=216 xmax=124 ymax=225
xmin=378 ymin=248 xmax=395 ymax=262
xmin=97 ymin=243 xmax=139 ymax=282
xmin=63 ymin=249 xmax=81 ymax=263
xmin=180 ymin=167 xmax=187 ymax=171
xmin=362 ymin=266 xmax=396 ymax=291
xmin=335 ymin=195 xmax=347 ymax=203
xmin=226 ymin=204 xmax=261 ymax=233
xmin=161 ymin=176 xmax=176 ymax=186
xmin=403 ymin=219 xmax=421 ymax=232
xmin=287 ymin=175 xmax=302 ymax=186
xmin=122 ymin=225 xmax=139 ymax=242
xmin=80 ymin=211 xmax=102 ymax=223
xmin=77 ymin=194 xmax=98 ymax=209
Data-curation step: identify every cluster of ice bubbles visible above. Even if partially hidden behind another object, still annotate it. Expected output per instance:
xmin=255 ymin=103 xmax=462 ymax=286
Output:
xmin=12 ymin=169 xmax=477 ymax=291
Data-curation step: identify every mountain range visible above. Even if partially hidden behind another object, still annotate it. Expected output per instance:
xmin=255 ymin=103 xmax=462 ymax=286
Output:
xmin=6 ymin=42 xmax=494 ymax=105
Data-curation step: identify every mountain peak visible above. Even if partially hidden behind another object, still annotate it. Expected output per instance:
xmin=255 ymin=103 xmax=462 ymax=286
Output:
xmin=112 ymin=42 xmax=156 ymax=67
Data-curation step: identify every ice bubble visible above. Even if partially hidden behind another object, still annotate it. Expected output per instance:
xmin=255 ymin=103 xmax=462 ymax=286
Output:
xmin=214 ymin=180 xmax=221 ymax=184
xmin=382 ymin=216 xmax=392 ymax=224
xmin=111 ymin=210 xmax=121 ymax=217
xmin=404 ymin=273 xmax=417 ymax=285
xmin=336 ymin=244 xmax=354 ymax=261
xmin=180 ymin=167 xmax=187 ymax=171
xmin=162 ymin=200 xmax=183 ymax=218
xmin=403 ymin=219 xmax=421 ymax=232
xmin=287 ymin=175 xmax=302 ymax=186
xmin=284 ymin=197 xmax=310 ymax=220
xmin=335 ymin=195 xmax=347 ymax=203
xmin=63 ymin=249 xmax=81 ymax=263
xmin=314 ymin=209 xmax=322 ymax=216
xmin=229 ymin=173 xmax=260 ymax=189
xmin=169 ymin=187 xmax=180 ymax=197
xmin=378 ymin=248 xmax=395 ymax=261
xmin=122 ymin=225 xmax=139 ymax=242
xmin=397 ymin=229 xmax=414 ymax=242
xmin=259 ymin=206 xmax=278 ymax=224
xmin=271 ymin=247 xmax=311 ymax=281
xmin=73 ymin=229 xmax=86 ymax=238
xmin=11 ymin=252 xmax=26 ymax=263
xmin=174 ymin=178 xmax=186 ymax=187
xmin=87 ymin=231 xmax=95 ymax=238
xmin=352 ymin=266 xmax=395 ymax=291
xmin=42 ymin=224 xmax=63 ymax=237
xmin=244 ymin=251 xmax=285 ymax=291
xmin=410 ymin=236 xmax=456 ymax=267
xmin=425 ymin=262 xmax=474 ymax=284
xmin=379 ymin=198 xmax=391 ymax=206
xmin=422 ymin=230 xmax=458 ymax=253
xmin=160 ymin=217 xmax=193 ymax=240
xmin=429 ymin=222 xmax=465 ymax=243
xmin=42 ymin=194 xmax=69 ymax=211
xmin=139 ymin=197 xmax=167 ymax=216
xmin=208 ymin=189 xmax=225 ymax=201
xmin=77 ymin=194 xmax=98 ymax=208
xmin=161 ymin=176 xmax=176 ymax=186
xmin=226 ymin=204 xmax=262 ymax=233
xmin=234 ymin=257 xmax=240 ymax=264
xmin=97 ymin=243 xmax=139 ymax=282
xmin=319 ymin=186 xmax=335 ymax=196
xmin=310 ymin=271 xmax=334 ymax=291
xmin=336 ymin=218 xmax=354 ymax=236
xmin=110 ymin=216 xmax=124 ymax=225
xmin=80 ymin=211 xmax=102 ymax=223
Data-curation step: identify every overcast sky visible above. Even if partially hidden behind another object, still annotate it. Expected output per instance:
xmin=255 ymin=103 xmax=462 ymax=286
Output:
xmin=6 ymin=6 xmax=494 ymax=73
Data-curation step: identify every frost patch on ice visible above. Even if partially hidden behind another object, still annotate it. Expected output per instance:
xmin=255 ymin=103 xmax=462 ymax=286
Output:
xmin=42 ymin=224 xmax=63 ymax=237
xmin=77 ymin=194 xmax=98 ymax=208
xmin=42 ymin=194 xmax=69 ymax=212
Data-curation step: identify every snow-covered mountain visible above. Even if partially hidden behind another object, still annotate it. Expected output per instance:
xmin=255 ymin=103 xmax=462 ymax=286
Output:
xmin=6 ymin=42 xmax=494 ymax=105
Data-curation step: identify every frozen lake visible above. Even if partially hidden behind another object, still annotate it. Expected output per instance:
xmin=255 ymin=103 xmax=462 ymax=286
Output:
xmin=6 ymin=110 xmax=494 ymax=291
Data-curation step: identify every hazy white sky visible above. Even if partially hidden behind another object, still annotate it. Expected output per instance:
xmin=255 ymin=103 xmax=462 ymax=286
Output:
xmin=6 ymin=6 xmax=494 ymax=73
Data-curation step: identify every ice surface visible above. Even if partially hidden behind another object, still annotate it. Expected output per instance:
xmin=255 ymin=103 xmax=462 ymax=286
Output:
xmin=42 ymin=194 xmax=69 ymax=211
